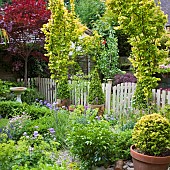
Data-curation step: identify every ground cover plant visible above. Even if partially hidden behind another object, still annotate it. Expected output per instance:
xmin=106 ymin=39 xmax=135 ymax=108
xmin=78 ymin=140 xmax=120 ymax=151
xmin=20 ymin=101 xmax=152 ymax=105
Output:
xmin=0 ymin=133 xmax=59 ymax=170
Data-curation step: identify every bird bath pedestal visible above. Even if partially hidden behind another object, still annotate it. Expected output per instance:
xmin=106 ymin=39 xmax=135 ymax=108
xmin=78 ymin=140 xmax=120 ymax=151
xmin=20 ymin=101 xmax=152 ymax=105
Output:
xmin=10 ymin=87 xmax=27 ymax=103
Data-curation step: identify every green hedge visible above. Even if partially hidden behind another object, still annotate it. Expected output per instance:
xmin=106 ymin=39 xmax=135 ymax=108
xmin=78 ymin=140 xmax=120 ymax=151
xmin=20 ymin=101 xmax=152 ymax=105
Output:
xmin=0 ymin=101 xmax=53 ymax=119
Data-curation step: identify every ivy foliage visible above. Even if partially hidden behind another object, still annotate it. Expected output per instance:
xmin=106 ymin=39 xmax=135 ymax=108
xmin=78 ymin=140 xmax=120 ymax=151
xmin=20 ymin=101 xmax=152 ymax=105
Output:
xmin=106 ymin=0 xmax=168 ymax=109
xmin=42 ymin=0 xmax=100 ymax=81
xmin=94 ymin=17 xmax=121 ymax=79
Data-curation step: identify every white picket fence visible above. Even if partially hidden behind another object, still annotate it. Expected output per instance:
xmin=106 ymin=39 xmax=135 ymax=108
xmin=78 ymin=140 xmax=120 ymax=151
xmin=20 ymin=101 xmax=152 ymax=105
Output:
xmin=18 ymin=77 xmax=170 ymax=114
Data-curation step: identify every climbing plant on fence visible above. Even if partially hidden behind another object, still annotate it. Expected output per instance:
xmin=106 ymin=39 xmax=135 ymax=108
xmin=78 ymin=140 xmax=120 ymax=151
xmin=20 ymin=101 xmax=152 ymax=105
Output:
xmin=94 ymin=17 xmax=121 ymax=79
xmin=106 ymin=0 xmax=168 ymax=109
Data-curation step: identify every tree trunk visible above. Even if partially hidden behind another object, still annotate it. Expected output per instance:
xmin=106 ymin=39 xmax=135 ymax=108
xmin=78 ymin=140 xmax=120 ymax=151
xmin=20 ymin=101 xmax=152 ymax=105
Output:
xmin=24 ymin=56 xmax=28 ymax=87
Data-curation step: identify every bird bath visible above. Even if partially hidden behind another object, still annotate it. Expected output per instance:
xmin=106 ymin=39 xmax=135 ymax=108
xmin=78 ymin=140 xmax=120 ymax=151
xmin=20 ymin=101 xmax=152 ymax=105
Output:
xmin=10 ymin=87 xmax=27 ymax=103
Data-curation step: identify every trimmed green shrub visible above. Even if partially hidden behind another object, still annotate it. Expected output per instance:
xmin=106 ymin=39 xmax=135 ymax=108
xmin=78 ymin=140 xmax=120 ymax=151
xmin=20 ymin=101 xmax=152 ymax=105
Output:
xmin=0 ymin=101 xmax=26 ymax=118
xmin=57 ymin=79 xmax=70 ymax=100
xmin=132 ymin=113 xmax=170 ymax=156
xmin=0 ymin=101 xmax=53 ymax=119
xmin=88 ymin=68 xmax=105 ymax=105
xmin=26 ymin=105 xmax=53 ymax=120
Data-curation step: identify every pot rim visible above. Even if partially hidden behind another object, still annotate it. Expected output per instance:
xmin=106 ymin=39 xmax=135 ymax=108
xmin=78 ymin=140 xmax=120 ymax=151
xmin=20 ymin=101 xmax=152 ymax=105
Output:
xmin=130 ymin=145 xmax=170 ymax=165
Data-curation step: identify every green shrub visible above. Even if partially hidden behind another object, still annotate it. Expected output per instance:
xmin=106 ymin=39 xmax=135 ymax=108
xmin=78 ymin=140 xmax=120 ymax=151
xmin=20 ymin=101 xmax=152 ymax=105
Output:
xmin=88 ymin=68 xmax=105 ymax=105
xmin=3 ymin=113 xmax=32 ymax=141
xmin=57 ymin=79 xmax=70 ymax=100
xmin=0 ymin=101 xmax=53 ymax=119
xmin=0 ymin=79 xmax=16 ymax=101
xmin=132 ymin=113 xmax=170 ymax=156
xmin=24 ymin=114 xmax=56 ymax=135
xmin=0 ymin=101 xmax=26 ymax=118
xmin=113 ymin=130 xmax=133 ymax=160
xmin=21 ymin=88 xmax=44 ymax=105
xmin=26 ymin=105 xmax=53 ymax=120
xmin=24 ymin=109 xmax=70 ymax=148
xmin=4 ymin=114 xmax=56 ymax=142
xmin=0 ymin=119 xmax=9 ymax=129
xmin=3 ymin=110 xmax=69 ymax=145
xmin=67 ymin=120 xmax=115 ymax=169
xmin=0 ymin=133 xmax=59 ymax=170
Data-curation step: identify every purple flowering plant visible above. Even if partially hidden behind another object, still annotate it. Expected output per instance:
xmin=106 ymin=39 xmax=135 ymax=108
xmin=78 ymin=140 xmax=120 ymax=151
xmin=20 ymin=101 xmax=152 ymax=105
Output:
xmin=35 ymin=99 xmax=59 ymax=111
xmin=42 ymin=128 xmax=58 ymax=144
xmin=3 ymin=113 xmax=31 ymax=141
xmin=114 ymin=72 xmax=137 ymax=85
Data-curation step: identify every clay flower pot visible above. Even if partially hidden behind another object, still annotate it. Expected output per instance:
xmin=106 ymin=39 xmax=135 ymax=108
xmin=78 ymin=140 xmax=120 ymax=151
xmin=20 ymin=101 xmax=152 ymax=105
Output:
xmin=68 ymin=105 xmax=76 ymax=112
xmin=130 ymin=145 xmax=170 ymax=170
xmin=89 ymin=104 xmax=105 ymax=116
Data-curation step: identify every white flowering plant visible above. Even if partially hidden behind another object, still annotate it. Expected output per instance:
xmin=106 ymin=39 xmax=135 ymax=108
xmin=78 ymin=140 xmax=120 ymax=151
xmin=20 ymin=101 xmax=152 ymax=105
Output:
xmin=3 ymin=112 xmax=31 ymax=141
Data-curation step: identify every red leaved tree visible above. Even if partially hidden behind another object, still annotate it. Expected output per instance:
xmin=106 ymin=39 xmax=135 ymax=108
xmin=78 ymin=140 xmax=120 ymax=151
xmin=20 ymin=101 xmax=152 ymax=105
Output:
xmin=0 ymin=0 xmax=50 ymax=86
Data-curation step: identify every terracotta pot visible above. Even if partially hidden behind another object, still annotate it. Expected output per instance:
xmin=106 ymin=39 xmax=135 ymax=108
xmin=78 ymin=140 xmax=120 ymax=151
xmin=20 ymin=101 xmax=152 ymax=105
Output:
xmin=89 ymin=104 xmax=105 ymax=116
xmin=130 ymin=145 xmax=170 ymax=170
xmin=61 ymin=99 xmax=70 ymax=107
xmin=56 ymin=98 xmax=70 ymax=107
xmin=68 ymin=106 xmax=75 ymax=112
xmin=89 ymin=104 xmax=104 ymax=109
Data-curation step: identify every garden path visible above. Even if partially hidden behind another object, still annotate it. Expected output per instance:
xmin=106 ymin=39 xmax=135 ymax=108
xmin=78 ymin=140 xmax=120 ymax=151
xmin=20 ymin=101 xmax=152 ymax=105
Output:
xmin=56 ymin=150 xmax=135 ymax=170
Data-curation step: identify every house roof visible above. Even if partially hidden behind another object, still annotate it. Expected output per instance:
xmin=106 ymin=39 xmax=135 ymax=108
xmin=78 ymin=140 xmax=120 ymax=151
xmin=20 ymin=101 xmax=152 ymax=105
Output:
xmin=160 ymin=0 xmax=170 ymax=26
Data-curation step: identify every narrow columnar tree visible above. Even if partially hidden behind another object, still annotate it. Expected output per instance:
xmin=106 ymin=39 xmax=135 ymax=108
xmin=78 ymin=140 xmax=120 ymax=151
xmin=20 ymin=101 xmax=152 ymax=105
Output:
xmin=42 ymin=0 xmax=100 ymax=81
xmin=106 ymin=0 xmax=168 ymax=109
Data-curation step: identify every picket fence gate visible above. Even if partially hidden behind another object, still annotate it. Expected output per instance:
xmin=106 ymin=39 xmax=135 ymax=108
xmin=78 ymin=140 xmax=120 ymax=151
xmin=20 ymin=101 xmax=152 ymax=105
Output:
xmin=18 ymin=77 xmax=170 ymax=114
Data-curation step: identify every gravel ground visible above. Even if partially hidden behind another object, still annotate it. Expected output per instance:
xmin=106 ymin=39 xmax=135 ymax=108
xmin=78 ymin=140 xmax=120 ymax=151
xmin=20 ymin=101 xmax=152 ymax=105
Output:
xmin=56 ymin=150 xmax=135 ymax=170
xmin=56 ymin=150 xmax=170 ymax=170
